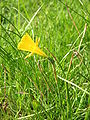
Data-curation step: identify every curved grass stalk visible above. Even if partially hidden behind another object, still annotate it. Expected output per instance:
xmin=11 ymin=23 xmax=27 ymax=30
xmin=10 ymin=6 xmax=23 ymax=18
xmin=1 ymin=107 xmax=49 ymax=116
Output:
xmin=0 ymin=14 xmax=21 ymax=36
xmin=57 ymin=75 xmax=90 ymax=95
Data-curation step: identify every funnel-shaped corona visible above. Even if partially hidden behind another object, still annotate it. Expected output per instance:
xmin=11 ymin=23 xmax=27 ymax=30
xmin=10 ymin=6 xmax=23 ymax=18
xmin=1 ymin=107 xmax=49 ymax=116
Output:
xmin=18 ymin=33 xmax=47 ymax=59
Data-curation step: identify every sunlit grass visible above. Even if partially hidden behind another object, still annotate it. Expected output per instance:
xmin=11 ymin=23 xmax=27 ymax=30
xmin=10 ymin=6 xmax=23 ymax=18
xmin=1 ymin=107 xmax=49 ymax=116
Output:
xmin=0 ymin=0 xmax=90 ymax=120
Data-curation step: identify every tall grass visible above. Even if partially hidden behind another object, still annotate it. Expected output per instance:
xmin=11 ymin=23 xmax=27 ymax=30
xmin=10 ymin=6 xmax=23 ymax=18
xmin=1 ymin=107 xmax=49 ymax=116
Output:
xmin=0 ymin=0 xmax=90 ymax=119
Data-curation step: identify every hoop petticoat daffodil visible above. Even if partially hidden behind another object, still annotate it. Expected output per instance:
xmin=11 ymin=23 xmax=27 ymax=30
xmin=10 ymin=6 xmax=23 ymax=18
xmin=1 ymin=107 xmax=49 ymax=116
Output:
xmin=18 ymin=33 xmax=48 ymax=59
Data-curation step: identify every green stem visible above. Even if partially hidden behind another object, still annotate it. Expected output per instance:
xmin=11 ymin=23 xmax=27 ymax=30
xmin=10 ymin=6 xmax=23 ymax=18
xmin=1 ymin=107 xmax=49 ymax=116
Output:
xmin=85 ymin=95 xmax=90 ymax=120
xmin=65 ymin=80 xmax=71 ymax=119
xmin=0 ymin=0 xmax=2 ymax=36
xmin=18 ymin=0 xmax=20 ymax=30
xmin=48 ymin=57 xmax=64 ymax=119
xmin=65 ymin=56 xmax=73 ymax=119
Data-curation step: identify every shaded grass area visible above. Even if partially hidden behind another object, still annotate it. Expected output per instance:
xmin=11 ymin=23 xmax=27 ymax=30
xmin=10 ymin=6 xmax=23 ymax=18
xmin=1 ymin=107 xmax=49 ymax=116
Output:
xmin=0 ymin=0 xmax=90 ymax=119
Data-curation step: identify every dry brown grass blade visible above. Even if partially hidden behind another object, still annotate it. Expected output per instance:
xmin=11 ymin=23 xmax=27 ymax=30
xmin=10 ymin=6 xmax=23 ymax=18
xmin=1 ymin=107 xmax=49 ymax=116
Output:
xmin=44 ymin=47 xmax=58 ymax=84
xmin=66 ymin=3 xmax=80 ymax=35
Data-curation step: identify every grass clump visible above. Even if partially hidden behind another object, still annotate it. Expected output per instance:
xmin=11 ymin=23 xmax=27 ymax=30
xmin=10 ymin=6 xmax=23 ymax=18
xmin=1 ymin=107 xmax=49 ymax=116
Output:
xmin=0 ymin=0 xmax=90 ymax=119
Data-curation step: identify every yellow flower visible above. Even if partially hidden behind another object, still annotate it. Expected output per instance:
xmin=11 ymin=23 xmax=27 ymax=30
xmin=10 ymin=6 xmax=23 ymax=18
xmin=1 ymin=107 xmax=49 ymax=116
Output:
xmin=18 ymin=33 xmax=48 ymax=59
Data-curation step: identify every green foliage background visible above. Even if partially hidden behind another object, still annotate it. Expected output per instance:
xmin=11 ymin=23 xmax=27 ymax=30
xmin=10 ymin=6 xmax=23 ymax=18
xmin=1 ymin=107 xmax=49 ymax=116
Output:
xmin=0 ymin=0 xmax=90 ymax=119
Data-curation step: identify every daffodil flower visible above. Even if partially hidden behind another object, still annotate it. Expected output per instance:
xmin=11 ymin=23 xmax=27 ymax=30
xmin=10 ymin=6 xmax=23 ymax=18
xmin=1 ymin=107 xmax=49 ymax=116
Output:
xmin=18 ymin=33 xmax=48 ymax=59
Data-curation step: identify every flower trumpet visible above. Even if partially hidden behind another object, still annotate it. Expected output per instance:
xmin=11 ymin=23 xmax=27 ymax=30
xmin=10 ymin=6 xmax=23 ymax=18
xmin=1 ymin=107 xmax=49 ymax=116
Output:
xmin=18 ymin=33 xmax=48 ymax=59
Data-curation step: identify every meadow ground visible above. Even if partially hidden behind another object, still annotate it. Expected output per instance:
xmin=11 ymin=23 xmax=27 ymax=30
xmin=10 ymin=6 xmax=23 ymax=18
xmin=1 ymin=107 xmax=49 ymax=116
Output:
xmin=0 ymin=0 xmax=90 ymax=119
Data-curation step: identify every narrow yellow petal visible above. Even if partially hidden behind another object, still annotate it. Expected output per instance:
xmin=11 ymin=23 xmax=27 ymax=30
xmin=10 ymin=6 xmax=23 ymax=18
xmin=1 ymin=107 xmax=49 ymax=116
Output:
xmin=35 ymin=37 xmax=40 ymax=46
xmin=24 ymin=53 xmax=34 ymax=59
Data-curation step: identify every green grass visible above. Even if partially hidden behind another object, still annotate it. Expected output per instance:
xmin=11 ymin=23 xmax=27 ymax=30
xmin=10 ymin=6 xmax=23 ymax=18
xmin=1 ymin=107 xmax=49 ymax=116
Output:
xmin=0 ymin=0 xmax=90 ymax=119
